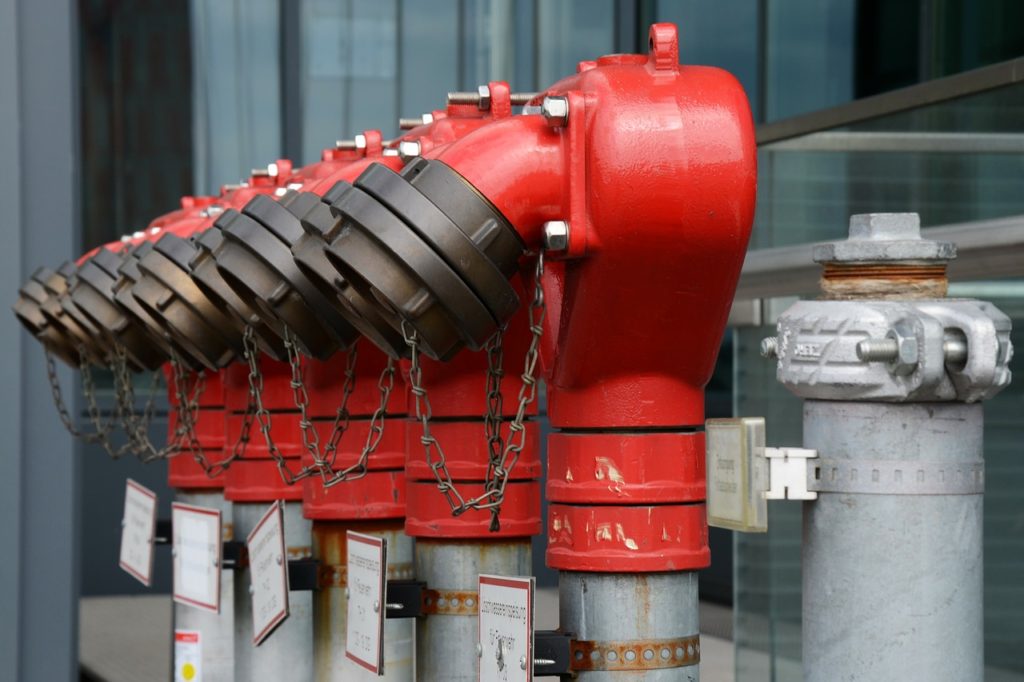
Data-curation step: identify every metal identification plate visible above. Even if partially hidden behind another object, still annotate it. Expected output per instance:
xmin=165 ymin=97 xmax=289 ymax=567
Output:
xmin=172 ymin=502 xmax=222 ymax=613
xmin=119 ymin=479 xmax=157 ymax=586
xmin=345 ymin=531 xmax=388 ymax=675
xmin=705 ymin=418 xmax=768 ymax=532
xmin=246 ymin=501 xmax=289 ymax=645
xmin=478 ymin=575 xmax=535 ymax=682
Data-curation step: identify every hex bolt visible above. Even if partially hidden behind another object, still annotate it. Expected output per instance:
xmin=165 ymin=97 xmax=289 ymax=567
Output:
xmin=542 ymin=96 xmax=569 ymax=127
xmin=448 ymin=90 xmax=538 ymax=107
xmin=760 ymin=337 xmax=778 ymax=359
xmin=399 ymin=113 xmax=434 ymax=130
xmin=476 ymin=643 xmax=483 ymax=658
xmin=543 ymin=221 xmax=570 ymax=251
xmin=398 ymin=140 xmax=422 ymax=161
xmin=520 ymin=655 xmax=527 ymax=670
xmin=335 ymin=134 xmax=367 ymax=151
xmin=250 ymin=162 xmax=279 ymax=178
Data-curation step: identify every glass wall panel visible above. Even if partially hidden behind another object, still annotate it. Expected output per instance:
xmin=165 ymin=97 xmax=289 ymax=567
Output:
xmin=735 ymin=82 xmax=1024 ymax=681
xmin=536 ymin=0 xmax=615 ymax=88
xmin=190 ymin=0 xmax=282 ymax=194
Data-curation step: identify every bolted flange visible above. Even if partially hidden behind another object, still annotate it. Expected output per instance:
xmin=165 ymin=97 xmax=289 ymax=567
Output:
xmin=771 ymin=212 xmax=1013 ymax=403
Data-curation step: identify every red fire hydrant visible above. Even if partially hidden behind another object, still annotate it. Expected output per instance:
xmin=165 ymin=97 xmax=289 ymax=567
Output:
xmin=310 ymin=23 xmax=755 ymax=678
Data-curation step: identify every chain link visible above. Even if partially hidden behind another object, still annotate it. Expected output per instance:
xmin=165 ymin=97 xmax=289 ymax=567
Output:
xmin=404 ymin=252 xmax=546 ymax=531
xmin=243 ymin=325 xmax=313 ymax=485
xmin=282 ymin=327 xmax=356 ymax=474
xmin=245 ymin=325 xmax=398 ymax=487
xmin=110 ymin=345 xmax=164 ymax=459
xmin=321 ymin=357 xmax=396 ymax=488
xmin=45 ymin=341 xmax=248 ymax=475
xmin=45 ymin=349 xmax=110 ymax=443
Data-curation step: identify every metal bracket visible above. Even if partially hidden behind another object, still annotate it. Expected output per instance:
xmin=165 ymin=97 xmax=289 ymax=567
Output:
xmin=384 ymin=580 xmax=427 ymax=619
xmin=533 ymin=630 xmax=574 ymax=676
xmin=222 ymin=540 xmax=247 ymax=570
xmin=287 ymin=558 xmax=320 ymax=591
xmin=764 ymin=447 xmax=819 ymax=500
xmin=153 ymin=518 xmax=172 ymax=545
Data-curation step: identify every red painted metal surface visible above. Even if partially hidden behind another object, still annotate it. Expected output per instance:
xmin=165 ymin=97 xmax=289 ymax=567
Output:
xmin=546 ymin=432 xmax=705 ymax=504
xmin=546 ymin=503 xmax=710 ymax=572
xmin=425 ymin=24 xmax=756 ymax=429
xmin=420 ymin=24 xmax=755 ymax=570
xmin=405 ymin=480 xmax=541 ymax=538
xmin=401 ymin=275 xmax=542 ymax=538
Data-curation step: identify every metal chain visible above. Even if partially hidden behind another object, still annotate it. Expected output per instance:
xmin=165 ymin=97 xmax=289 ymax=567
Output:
xmin=110 ymin=345 xmax=164 ymax=459
xmin=282 ymin=326 xmax=356 ymax=473
xmin=45 ymin=349 xmax=110 ymax=443
xmin=169 ymin=349 xmax=249 ymax=477
xmin=79 ymin=349 xmax=139 ymax=459
xmin=483 ymin=330 xmax=506 ymax=478
xmin=321 ymin=357 xmax=397 ymax=488
xmin=242 ymin=325 xmax=312 ymax=485
xmin=404 ymin=252 xmax=546 ymax=530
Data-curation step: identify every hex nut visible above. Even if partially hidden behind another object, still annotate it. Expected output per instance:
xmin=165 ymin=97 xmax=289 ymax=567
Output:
xmin=541 ymin=96 xmax=569 ymax=126
xmin=398 ymin=140 xmax=422 ymax=161
xmin=477 ymin=84 xmax=491 ymax=110
xmin=885 ymin=323 xmax=919 ymax=376
xmin=543 ymin=221 xmax=569 ymax=251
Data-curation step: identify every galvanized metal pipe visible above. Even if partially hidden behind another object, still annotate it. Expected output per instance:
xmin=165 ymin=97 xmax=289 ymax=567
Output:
xmin=233 ymin=501 xmax=314 ymax=682
xmin=415 ymin=539 xmax=532 ymax=681
xmin=802 ymin=400 xmax=984 ymax=681
xmin=173 ymin=490 xmax=235 ymax=681
xmin=559 ymin=571 xmax=700 ymax=681
xmin=312 ymin=520 xmax=415 ymax=681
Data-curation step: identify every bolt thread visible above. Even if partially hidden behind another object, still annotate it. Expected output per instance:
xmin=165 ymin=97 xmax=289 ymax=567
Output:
xmin=857 ymin=338 xmax=899 ymax=362
xmin=760 ymin=337 xmax=778 ymax=359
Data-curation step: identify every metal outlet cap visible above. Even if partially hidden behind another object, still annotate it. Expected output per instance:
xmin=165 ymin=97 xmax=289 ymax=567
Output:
xmin=13 ymin=265 xmax=83 ymax=367
xmin=320 ymin=159 xmax=523 ymax=361
xmin=290 ymin=204 xmax=409 ymax=359
xmin=131 ymin=233 xmax=241 ymax=370
xmin=41 ymin=278 xmax=110 ymax=366
xmin=211 ymin=193 xmax=360 ymax=359
xmin=114 ymin=243 xmax=206 ymax=371
xmin=70 ymin=247 xmax=168 ymax=371
xmin=189 ymin=226 xmax=288 ymax=361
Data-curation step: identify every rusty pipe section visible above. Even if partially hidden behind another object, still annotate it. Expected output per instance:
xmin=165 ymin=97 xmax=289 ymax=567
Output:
xmin=415 ymin=539 xmax=532 ymax=681
xmin=311 ymin=520 xmax=414 ymax=681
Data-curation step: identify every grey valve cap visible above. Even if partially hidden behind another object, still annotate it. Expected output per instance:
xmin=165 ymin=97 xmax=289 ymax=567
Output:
xmin=813 ymin=213 xmax=956 ymax=264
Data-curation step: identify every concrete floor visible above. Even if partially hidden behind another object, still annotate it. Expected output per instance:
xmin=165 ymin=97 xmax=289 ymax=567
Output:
xmin=81 ymin=592 xmax=735 ymax=681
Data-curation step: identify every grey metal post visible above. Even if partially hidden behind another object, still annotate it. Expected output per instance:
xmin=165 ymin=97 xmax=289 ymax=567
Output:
xmin=2 ymin=0 xmax=80 ymax=679
xmin=560 ymin=572 xmax=700 ymax=682
xmin=311 ymin=521 xmax=415 ymax=681
xmin=415 ymin=539 xmax=532 ymax=681
xmin=767 ymin=213 xmax=1013 ymax=681
xmin=233 ymin=501 xmax=314 ymax=682
xmin=173 ymin=490 xmax=235 ymax=680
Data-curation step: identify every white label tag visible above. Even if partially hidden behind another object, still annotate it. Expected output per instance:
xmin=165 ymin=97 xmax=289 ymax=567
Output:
xmin=172 ymin=502 xmax=222 ymax=613
xmin=345 ymin=531 xmax=387 ymax=675
xmin=478 ymin=574 xmax=535 ymax=682
xmin=174 ymin=630 xmax=202 ymax=682
xmin=246 ymin=501 xmax=289 ymax=645
xmin=119 ymin=479 xmax=157 ymax=586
